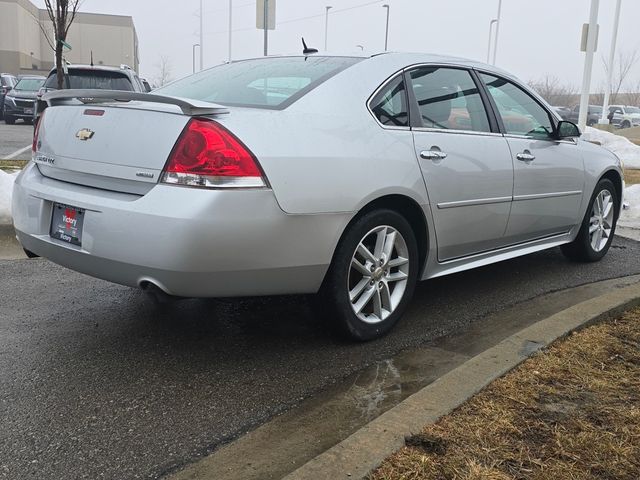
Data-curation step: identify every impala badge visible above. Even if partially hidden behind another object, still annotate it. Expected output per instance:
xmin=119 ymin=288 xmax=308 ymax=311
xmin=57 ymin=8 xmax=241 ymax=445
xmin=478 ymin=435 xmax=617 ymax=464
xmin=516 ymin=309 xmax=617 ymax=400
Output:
xmin=76 ymin=128 xmax=95 ymax=141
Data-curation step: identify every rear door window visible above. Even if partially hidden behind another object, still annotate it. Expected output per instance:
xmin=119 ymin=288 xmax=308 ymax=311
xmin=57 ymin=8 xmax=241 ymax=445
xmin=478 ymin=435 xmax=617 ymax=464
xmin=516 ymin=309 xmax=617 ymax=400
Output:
xmin=408 ymin=67 xmax=491 ymax=133
xmin=156 ymin=56 xmax=362 ymax=109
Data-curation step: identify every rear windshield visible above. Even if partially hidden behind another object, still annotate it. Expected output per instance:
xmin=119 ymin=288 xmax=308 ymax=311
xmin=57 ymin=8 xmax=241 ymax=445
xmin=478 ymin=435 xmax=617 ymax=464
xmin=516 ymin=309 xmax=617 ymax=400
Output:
xmin=44 ymin=70 xmax=134 ymax=91
xmin=156 ymin=56 xmax=362 ymax=109
xmin=15 ymin=78 xmax=45 ymax=91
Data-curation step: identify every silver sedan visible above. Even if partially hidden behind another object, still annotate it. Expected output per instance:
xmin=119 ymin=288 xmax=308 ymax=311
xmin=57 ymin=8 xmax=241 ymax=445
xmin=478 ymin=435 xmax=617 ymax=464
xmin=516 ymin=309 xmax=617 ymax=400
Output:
xmin=12 ymin=52 xmax=624 ymax=340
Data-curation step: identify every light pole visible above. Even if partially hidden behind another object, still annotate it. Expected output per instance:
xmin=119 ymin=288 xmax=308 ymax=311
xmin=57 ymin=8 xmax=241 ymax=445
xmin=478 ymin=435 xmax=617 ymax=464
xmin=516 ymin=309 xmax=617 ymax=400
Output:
xmin=487 ymin=19 xmax=497 ymax=63
xmin=492 ymin=0 xmax=502 ymax=65
xmin=228 ymin=0 xmax=233 ymax=62
xmin=578 ymin=0 xmax=600 ymax=131
xmin=199 ymin=0 xmax=204 ymax=70
xmin=324 ymin=6 xmax=332 ymax=51
xmin=263 ymin=0 xmax=269 ymax=56
xmin=600 ymin=0 xmax=622 ymax=124
xmin=382 ymin=4 xmax=390 ymax=51
xmin=192 ymin=44 xmax=200 ymax=73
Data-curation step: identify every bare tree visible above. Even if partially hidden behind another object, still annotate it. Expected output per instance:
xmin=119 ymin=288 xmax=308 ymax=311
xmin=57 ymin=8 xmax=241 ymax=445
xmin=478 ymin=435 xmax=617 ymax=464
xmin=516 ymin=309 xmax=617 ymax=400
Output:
xmin=624 ymin=78 xmax=640 ymax=107
xmin=40 ymin=0 xmax=82 ymax=90
xmin=528 ymin=75 xmax=578 ymax=106
xmin=154 ymin=56 xmax=174 ymax=87
xmin=602 ymin=49 xmax=639 ymax=104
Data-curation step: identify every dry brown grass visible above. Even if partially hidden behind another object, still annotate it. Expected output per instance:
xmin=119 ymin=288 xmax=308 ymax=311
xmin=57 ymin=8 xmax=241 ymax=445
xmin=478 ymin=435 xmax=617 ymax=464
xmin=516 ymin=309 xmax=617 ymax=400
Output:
xmin=370 ymin=308 xmax=640 ymax=480
xmin=625 ymin=169 xmax=640 ymax=186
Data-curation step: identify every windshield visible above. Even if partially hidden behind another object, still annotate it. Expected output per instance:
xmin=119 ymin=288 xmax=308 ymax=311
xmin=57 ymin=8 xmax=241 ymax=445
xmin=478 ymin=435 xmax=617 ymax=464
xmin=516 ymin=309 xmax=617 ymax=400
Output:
xmin=15 ymin=78 xmax=45 ymax=91
xmin=156 ymin=56 xmax=362 ymax=109
xmin=44 ymin=70 xmax=134 ymax=91
xmin=626 ymin=106 xmax=640 ymax=114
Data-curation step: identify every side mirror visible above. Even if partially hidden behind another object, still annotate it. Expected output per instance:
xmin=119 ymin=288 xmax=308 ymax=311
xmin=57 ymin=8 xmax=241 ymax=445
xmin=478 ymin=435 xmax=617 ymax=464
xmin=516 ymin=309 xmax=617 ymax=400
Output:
xmin=556 ymin=120 xmax=581 ymax=139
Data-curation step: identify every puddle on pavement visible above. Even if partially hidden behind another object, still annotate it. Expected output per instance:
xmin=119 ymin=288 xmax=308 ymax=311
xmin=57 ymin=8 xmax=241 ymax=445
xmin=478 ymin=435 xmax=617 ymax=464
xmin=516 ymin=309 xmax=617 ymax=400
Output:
xmin=169 ymin=275 xmax=640 ymax=480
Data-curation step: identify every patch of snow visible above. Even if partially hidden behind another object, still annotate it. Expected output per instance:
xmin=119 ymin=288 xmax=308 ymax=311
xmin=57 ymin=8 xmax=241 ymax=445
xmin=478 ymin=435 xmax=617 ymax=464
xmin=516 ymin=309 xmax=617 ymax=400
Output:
xmin=582 ymin=126 xmax=640 ymax=169
xmin=0 ymin=170 xmax=18 ymax=225
xmin=619 ymin=184 xmax=640 ymax=230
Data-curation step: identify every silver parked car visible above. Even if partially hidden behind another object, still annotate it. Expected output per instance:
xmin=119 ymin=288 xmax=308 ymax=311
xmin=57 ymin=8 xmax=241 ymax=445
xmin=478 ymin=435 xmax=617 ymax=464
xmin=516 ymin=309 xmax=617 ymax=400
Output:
xmin=12 ymin=53 xmax=624 ymax=340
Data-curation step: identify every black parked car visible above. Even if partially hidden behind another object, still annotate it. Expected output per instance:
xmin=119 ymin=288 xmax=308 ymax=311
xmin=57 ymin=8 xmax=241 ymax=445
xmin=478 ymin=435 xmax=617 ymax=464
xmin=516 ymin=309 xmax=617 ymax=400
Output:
xmin=3 ymin=75 xmax=45 ymax=125
xmin=564 ymin=104 xmax=602 ymax=127
xmin=0 ymin=73 xmax=18 ymax=120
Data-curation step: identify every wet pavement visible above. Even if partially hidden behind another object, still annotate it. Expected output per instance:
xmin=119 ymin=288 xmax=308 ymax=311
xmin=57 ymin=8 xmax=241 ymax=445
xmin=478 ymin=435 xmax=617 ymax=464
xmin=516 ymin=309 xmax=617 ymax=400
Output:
xmin=1 ymin=236 xmax=640 ymax=479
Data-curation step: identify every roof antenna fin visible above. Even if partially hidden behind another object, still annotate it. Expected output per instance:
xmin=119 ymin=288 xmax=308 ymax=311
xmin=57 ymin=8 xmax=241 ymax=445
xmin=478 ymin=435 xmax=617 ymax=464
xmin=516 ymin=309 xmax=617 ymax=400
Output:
xmin=90 ymin=50 xmax=94 ymax=67
xmin=302 ymin=38 xmax=318 ymax=55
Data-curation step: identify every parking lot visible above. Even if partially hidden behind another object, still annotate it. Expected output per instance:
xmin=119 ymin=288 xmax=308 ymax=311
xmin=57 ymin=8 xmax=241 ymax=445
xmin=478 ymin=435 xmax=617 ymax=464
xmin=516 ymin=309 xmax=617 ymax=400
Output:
xmin=0 ymin=123 xmax=32 ymax=162
xmin=1 ymin=237 xmax=640 ymax=479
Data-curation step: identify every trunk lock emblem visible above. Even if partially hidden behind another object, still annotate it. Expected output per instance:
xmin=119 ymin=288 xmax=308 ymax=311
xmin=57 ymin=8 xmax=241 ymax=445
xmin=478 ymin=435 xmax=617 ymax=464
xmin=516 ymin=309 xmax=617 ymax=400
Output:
xmin=76 ymin=128 xmax=95 ymax=141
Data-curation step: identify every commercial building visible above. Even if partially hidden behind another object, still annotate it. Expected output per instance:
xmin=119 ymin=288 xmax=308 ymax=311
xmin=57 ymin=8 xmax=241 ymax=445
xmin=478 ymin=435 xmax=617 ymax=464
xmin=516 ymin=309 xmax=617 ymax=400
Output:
xmin=0 ymin=0 xmax=139 ymax=75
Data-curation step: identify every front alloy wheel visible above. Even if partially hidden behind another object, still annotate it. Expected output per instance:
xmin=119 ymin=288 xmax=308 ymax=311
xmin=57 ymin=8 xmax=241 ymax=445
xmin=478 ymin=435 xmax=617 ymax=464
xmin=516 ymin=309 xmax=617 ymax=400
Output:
xmin=588 ymin=189 xmax=614 ymax=252
xmin=561 ymin=178 xmax=618 ymax=262
xmin=322 ymin=209 xmax=419 ymax=341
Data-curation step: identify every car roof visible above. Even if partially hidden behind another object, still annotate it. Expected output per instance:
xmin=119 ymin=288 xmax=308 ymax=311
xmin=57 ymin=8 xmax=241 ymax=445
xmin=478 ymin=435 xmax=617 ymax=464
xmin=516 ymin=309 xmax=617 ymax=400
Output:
xmin=17 ymin=75 xmax=45 ymax=79
xmin=47 ymin=64 xmax=134 ymax=75
xmin=237 ymin=51 xmax=517 ymax=81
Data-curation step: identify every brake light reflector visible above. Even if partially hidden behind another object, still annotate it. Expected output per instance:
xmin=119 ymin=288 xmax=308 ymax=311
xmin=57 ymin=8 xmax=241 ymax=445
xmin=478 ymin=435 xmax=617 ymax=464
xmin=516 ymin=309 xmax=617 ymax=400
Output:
xmin=161 ymin=119 xmax=265 ymax=188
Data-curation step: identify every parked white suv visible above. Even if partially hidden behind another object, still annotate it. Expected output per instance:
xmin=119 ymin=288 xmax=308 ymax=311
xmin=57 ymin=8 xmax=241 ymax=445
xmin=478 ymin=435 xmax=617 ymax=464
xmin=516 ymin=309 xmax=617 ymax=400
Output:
xmin=608 ymin=105 xmax=640 ymax=129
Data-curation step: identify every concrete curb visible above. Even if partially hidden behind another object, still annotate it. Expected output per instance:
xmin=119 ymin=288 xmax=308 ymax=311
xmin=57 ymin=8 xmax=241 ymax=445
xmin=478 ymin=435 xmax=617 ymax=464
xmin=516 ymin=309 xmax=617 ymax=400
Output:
xmin=284 ymin=281 xmax=640 ymax=480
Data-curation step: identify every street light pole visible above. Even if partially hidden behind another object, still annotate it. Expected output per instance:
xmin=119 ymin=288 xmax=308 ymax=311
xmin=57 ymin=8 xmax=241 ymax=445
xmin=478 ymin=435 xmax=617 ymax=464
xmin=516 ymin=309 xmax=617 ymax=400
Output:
xmin=487 ymin=19 xmax=497 ymax=63
xmin=192 ymin=44 xmax=200 ymax=73
xmin=578 ymin=0 xmax=600 ymax=131
xmin=491 ymin=0 xmax=502 ymax=65
xmin=382 ymin=4 xmax=390 ymax=51
xmin=324 ymin=6 xmax=332 ymax=51
xmin=228 ymin=0 xmax=233 ymax=62
xmin=600 ymin=0 xmax=622 ymax=124
xmin=199 ymin=0 xmax=204 ymax=70
xmin=263 ymin=0 xmax=268 ymax=56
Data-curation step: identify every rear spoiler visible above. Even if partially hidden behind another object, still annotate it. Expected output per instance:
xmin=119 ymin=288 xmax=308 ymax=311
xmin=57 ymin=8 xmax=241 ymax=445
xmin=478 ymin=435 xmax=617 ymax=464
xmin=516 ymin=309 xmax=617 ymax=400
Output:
xmin=41 ymin=89 xmax=229 ymax=116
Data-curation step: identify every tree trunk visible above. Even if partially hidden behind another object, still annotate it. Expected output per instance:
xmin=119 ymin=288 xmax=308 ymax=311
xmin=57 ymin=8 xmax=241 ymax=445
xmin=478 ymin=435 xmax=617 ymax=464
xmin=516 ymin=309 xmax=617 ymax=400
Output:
xmin=55 ymin=41 xmax=64 ymax=90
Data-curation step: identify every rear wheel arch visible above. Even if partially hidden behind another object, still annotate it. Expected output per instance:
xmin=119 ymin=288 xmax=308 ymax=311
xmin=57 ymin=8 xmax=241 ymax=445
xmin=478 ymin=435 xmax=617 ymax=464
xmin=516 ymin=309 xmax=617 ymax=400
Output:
xmin=327 ymin=194 xmax=429 ymax=281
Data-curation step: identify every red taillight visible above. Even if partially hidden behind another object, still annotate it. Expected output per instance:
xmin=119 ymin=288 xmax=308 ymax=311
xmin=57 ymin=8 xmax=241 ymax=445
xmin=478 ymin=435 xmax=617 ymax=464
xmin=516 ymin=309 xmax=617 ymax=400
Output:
xmin=32 ymin=110 xmax=45 ymax=153
xmin=161 ymin=118 xmax=265 ymax=188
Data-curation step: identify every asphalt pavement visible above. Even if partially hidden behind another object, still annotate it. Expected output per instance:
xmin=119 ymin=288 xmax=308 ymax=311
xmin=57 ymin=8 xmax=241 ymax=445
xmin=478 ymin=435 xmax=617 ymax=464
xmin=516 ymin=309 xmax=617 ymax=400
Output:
xmin=0 ymin=123 xmax=33 ymax=161
xmin=1 ymin=237 xmax=640 ymax=479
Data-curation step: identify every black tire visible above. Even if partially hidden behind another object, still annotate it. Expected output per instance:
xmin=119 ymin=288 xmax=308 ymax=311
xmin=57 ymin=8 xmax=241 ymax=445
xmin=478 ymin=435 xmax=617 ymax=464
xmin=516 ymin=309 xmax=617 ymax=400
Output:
xmin=621 ymin=121 xmax=631 ymax=129
xmin=321 ymin=209 xmax=419 ymax=341
xmin=4 ymin=115 xmax=15 ymax=125
xmin=23 ymin=118 xmax=33 ymax=125
xmin=561 ymin=178 xmax=618 ymax=262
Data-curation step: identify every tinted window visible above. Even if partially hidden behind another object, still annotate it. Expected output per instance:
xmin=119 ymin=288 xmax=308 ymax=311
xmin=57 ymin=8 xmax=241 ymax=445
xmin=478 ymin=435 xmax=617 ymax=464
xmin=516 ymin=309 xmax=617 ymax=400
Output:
xmin=156 ymin=56 xmax=362 ymax=109
xmin=370 ymin=75 xmax=408 ymax=127
xmin=480 ymin=73 xmax=553 ymax=138
xmin=409 ymin=67 xmax=490 ymax=133
xmin=14 ymin=78 xmax=45 ymax=91
xmin=44 ymin=70 xmax=134 ymax=91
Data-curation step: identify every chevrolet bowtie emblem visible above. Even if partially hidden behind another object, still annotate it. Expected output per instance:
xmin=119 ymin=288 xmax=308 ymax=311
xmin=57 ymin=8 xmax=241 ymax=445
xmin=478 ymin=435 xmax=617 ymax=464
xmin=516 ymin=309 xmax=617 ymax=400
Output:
xmin=76 ymin=128 xmax=95 ymax=141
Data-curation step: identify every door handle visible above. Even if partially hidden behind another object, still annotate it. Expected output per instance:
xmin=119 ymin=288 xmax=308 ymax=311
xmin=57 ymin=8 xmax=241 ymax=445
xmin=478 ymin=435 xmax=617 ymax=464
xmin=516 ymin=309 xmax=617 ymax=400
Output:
xmin=516 ymin=151 xmax=535 ymax=162
xmin=420 ymin=150 xmax=448 ymax=160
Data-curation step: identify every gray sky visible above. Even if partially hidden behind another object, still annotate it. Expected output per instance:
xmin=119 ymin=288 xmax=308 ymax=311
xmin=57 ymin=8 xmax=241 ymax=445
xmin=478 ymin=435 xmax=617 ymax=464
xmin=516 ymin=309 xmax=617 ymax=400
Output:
xmin=33 ymin=0 xmax=640 ymax=90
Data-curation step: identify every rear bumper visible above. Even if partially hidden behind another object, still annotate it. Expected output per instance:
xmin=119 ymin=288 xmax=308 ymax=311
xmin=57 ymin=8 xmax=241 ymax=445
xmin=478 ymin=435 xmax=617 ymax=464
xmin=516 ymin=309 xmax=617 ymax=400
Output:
xmin=12 ymin=163 xmax=350 ymax=297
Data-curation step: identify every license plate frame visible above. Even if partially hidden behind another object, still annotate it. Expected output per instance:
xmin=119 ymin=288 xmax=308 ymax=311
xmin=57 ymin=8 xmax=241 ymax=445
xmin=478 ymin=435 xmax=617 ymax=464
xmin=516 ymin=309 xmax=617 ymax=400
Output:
xmin=24 ymin=108 xmax=34 ymax=115
xmin=50 ymin=203 xmax=85 ymax=246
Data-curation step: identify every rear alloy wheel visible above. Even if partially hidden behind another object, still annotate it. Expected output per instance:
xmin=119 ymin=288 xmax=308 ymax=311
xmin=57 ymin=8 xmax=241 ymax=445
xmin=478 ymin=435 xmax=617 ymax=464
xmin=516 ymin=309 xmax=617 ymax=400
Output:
xmin=561 ymin=178 xmax=618 ymax=262
xmin=322 ymin=209 xmax=419 ymax=341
